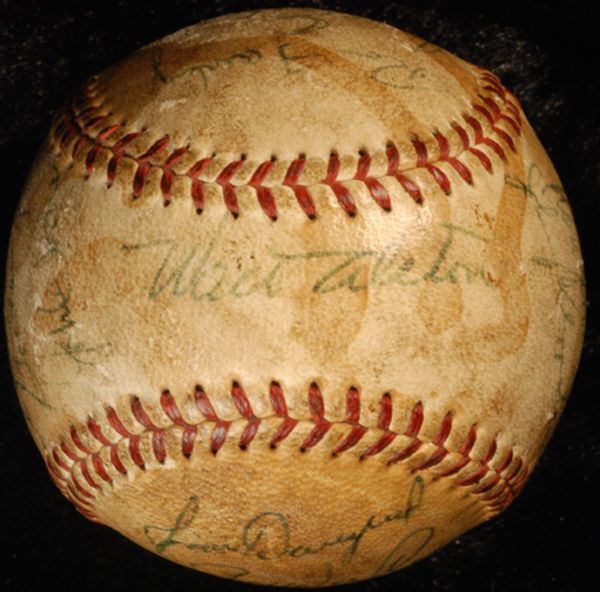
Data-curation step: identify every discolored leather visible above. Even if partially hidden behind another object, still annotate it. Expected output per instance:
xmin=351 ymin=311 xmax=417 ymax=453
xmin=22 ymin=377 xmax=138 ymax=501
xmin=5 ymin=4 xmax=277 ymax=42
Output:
xmin=4 ymin=8 xmax=585 ymax=587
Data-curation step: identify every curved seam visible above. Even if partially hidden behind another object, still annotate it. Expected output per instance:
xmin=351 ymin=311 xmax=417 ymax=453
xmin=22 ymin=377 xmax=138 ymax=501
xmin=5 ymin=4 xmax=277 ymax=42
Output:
xmin=46 ymin=381 xmax=529 ymax=523
xmin=50 ymin=69 xmax=522 ymax=218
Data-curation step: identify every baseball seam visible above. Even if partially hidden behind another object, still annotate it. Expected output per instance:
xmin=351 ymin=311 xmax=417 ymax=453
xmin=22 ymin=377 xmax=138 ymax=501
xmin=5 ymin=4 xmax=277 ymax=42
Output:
xmin=46 ymin=380 xmax=529 ymax=524
xmin=50 ymin=70 xmax=522 ymax=219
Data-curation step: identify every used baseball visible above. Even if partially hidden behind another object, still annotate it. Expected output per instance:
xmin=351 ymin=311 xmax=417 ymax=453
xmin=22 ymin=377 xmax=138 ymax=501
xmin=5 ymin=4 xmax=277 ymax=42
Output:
xmin=5 ymin=8 xmax=585 ymax=587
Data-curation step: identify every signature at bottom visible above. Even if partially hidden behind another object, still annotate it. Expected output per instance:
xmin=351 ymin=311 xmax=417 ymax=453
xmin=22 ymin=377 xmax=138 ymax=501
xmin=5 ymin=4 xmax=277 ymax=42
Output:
xmin=144 ymin=475 xmax=435 ymax=581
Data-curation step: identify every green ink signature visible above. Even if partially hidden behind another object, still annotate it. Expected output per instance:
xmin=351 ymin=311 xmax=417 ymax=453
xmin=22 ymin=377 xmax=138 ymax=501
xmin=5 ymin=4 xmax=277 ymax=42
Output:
xmin=272 ymin=222 xmax=491 ymax=293
xmin=9 ymin=169 xmax=113 ymax=409
xmin=123 ymin=216 xmax=284 ymax=302
xmin=153 ymin=47 xmax=263 ymax=89
xmin=125 ymin=220 xmax=493 ymax=303
xmin=38 ymin=165 xmax=66 ymax=264
xmin=36 ymin=277 xmax=113 ymax=368
xmin=148 ymin=16 xmax=439 ymax=96
xmin=273 ymin=13 xmax=330 ymax=35
xmin=13 ymin=354 xmax=54 ymax=410
xmin=144 ymin=475 xmax=433 ymax=579
xmin=506 ymin=164 xmax=585 ymax=402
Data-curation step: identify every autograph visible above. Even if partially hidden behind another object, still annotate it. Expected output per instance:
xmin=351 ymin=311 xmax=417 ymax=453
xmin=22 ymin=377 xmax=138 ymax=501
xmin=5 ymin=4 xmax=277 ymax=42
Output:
xmin=8 ymin=167 xmax=113 ymax=409
xmin=124 ymin=219 xmax=492 ymax=303
xmin=144 ymin=475 xmax=434 ymax=580
xmin=148 ymin=11 xmax=443 ymax=95
xmin=506 ymin=164 xmax=585 ymax=402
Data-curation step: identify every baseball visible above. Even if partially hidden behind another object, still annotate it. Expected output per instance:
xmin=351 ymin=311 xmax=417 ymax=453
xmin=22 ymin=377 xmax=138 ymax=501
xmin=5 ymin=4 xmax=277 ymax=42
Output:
xmin=5 ymin=7 xmax=585 ymax=587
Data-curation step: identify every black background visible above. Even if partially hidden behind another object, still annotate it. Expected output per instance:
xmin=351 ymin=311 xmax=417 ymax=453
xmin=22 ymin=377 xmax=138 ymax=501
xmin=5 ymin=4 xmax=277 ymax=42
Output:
xmin=1 ymin=1 xmax=598 ymax=591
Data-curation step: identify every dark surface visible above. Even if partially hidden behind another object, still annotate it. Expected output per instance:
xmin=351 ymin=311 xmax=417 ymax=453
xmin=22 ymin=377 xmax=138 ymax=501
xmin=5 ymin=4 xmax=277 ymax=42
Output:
xmin=1 ymin=1 xmax=598 ymax=590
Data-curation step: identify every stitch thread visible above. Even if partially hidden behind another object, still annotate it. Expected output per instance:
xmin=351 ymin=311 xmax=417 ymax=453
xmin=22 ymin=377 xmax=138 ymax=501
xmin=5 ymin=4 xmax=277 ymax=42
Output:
xmin=51 ymin=70 xmax=521 ymax=219
xmin=46 ymin=381 xmax=528 ymax=523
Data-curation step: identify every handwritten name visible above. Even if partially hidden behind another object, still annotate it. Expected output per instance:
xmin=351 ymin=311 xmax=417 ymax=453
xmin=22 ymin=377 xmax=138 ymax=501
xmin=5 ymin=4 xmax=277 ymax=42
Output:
xmin=143 ymin=475 xmax=434 ymax=577
xmin=149 ymin=18 xmax=441 ymax=94
xmin=507 ymin=165 xmax=586 ymax=402
xmin=123 ymin=220 xmax=493 ymax=303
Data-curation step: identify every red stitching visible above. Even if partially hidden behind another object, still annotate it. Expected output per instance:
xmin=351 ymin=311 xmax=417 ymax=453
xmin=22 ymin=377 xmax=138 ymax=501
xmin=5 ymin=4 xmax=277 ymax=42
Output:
xmin=70 ymin=426 xmax=91 ymax=455
xmin=269 ymin=381 xmax=299 ymax=448
xmin=128 ymin=434 xmax=145 ymax=469
xmin=463 ymin=114 xmax=506 ymax=161
xmin=479 ymin=71 xmax=522 ymax=127
xmin=354 ymin=151 xmax=392 ymax=211
xmin=283 ymin=156 xmax=316 ymax=219
xmin=452 ymin=121 xmax=493 ymax=173
xmin=483 ymin=439 xmax=499 ymax=465
xmin=53 ymin=448 xmax=70 ymax=472
xmin=479 ymin=95 xmax=521 ymax=135
xmin=60 ymin=440 xmax=80 ymax=463
xmin=87 ymin=416 xmax=111 ymax=446
xmin=186 ymin=157 xmax=213 ymax=213
xmin=216 ymin=159 xmax=245 ymax=218
xmin=472 ymin=102 xmax=517 ymax=152
xmin=80 ymin=460 xmax=100 ymax=489
xmin=434 ymin=425 xmax=477 ymax=478
xmin=107 ymin=132 xmax=142 ymax=187
xmin=249 ymin=158 xmax=278 ymax=220
xmin=110 ymin=445 xmax=127 ymax=475
xmin=153 ymin=431 xmax=167 ymax=464
xmin=414 ymin=411 xmax=453 ymax=471
xmin=132 ymin=396 xmax=159 ymax=429
xmin=161 ymin=146 xmax=190 ymax=205
xmin=385 ymin=140 xmax=424 ymax=203
xmin=301 ymin=382 xmax=332 ymax=451
xmin=92 ymin=453 xmax=112 ymax=483
xmin=331 ymin=387 xmax=367 ymax=455
xmin=324 ymin=152 xmax=357 ymax=216
xmin=412 ymin=137 xmax=451 ymax=195
xmin=231 ymin=381 xmax=261 ymax=449
xmin=46 ymin=381 xmax=528 ymax=523
xmin=106 ymin=406 xmax=129 ymax=437
xmin=433 ymin=131 xmax=473 ymax=184
xmin=52 ymin=71 xmax=521 ymax=218
xmin=384 ymin=402 xmax=426 ymax=465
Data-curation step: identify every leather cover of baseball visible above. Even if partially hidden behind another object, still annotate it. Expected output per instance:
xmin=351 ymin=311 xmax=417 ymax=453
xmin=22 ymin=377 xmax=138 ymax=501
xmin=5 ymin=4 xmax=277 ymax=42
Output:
xmin=4 ymin=8 xmax=586 ymax=587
